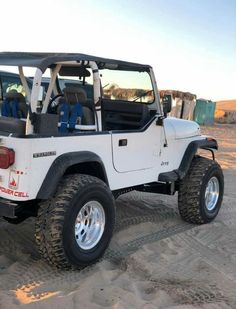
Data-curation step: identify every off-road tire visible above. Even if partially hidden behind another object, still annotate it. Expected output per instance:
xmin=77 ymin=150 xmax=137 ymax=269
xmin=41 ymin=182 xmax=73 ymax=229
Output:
xmin=178 ymin=156 xmax=224 ymax=224
xmin=35 ymin=174 xmax=115 ymax=269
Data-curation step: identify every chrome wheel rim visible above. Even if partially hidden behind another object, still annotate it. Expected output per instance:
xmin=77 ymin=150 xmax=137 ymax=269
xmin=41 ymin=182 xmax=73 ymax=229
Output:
xmin=74 ymin=201 xmax=105 ymax=250
xmin=205 ymin=176 xmax=219 ymax=211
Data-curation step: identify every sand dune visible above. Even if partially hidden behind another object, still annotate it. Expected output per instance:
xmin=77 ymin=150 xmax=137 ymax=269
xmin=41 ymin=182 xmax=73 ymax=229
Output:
xmin=0 ymin=125 xmax=236 ymax=308
xmin=216 ymin=100 xmax=236 ymax=111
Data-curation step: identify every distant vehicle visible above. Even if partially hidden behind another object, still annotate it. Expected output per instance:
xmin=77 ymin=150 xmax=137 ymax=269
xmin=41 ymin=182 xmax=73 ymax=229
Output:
xmin=29 ymin=76 xmax=94 ymax=100
xmin=0 ymin=71 xmax=91 ymax=102
xmin=0 ymin=70 xmax=32 ymax=101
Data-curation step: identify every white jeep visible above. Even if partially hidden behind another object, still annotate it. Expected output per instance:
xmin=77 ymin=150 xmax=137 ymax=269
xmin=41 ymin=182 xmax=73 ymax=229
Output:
xmin=0 ymin=52 xmax=224 ymax=269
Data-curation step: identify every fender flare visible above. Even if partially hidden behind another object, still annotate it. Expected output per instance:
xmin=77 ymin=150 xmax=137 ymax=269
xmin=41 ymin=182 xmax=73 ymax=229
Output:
xmin=158 ymin=138 xmax=218 ymax=182
xmin=36 ymin=151 xmax=108 ymax=199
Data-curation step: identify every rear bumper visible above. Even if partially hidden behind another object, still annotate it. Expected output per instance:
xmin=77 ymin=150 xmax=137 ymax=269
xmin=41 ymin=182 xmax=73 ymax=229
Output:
xmin=0 ymin=199 xmax=17 ymax=218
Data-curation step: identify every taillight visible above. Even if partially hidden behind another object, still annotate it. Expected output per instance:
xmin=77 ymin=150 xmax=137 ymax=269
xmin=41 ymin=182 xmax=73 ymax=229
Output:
xmin=0 ymin=146 xmax=15 ymax=169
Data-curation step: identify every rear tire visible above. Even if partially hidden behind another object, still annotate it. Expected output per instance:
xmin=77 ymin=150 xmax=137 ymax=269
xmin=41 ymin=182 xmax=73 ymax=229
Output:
xmin=178 ymin=156 xmax=224 ymax=224
xmin=35 ymin=174 xmax=115 ymax=269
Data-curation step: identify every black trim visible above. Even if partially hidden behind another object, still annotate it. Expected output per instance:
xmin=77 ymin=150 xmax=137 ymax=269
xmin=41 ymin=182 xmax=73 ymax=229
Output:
xmin=0 ymin=75 xmax=3 ymax=100
xmin=0 ymin=199 xmax=17 ymax=218
xmin=158 ymin=171 xmax=179 ymax=182
xmin=0 ymin=130 xmax=110 ymax=138
xmin=158 ymin=138 xmax=218 ymax=182
xmin=36 ymin=151 xmax=108 ymax=199
xmin=136 ymin=182 xmax=175 ymax=195
xmin=112 ymin=181 xmax=175 ymax=199
xmin=0 ymin=117 xmax=26 ymax=135
xmin=0 ymin=113 xmax=158 ymax=138
xmin=108 ymin=115 xmax=158 ymax=134
xmin=0 ymin=115 xmax=157 ymax=137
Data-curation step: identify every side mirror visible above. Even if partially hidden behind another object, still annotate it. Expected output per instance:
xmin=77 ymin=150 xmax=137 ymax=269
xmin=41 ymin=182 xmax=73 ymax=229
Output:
xmin=162 ymin=94 xmax=172 ymax=115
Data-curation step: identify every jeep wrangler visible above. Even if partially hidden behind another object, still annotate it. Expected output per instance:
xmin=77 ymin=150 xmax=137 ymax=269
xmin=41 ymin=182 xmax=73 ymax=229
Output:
xmin=0 ymin=52 xmax=224 ymax=269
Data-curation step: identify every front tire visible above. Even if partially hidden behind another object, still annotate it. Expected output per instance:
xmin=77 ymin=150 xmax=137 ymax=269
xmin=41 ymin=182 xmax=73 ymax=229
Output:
xmin=35 ymin=174 xmax=115 ymax=269
xmin=178 ymin=156 xmax=224 ymax=224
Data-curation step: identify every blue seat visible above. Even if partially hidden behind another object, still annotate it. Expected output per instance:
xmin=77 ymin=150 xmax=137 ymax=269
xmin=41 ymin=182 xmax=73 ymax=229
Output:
xmin=58 ymin=87 xmax=86 ymax=132
xmin=1 ymin=90 xmax=28 ymax=118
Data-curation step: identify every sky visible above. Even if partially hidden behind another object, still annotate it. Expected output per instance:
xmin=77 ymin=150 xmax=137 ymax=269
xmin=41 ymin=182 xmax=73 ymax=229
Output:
xmin=1 ymin=0 xmax=235 ymax=100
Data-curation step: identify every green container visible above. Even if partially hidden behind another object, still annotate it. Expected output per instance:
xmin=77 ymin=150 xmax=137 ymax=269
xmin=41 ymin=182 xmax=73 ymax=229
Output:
xmin=193 ymin=99 xmax=216 ymax=125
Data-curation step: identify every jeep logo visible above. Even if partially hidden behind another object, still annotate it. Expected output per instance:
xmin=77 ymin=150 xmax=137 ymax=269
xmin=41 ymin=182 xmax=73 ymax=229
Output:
xmin=161 ymin=161 xmax=169 ymax=166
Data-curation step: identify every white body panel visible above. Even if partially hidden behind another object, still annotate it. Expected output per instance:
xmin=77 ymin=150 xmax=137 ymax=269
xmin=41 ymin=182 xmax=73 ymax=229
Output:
xmin=166 ymin=117 xmax=201 ymax=139
xmin=0 ymin=117 xmax=203 ymax=202
xmin=111 ymin=122 xmax=162 ymax=172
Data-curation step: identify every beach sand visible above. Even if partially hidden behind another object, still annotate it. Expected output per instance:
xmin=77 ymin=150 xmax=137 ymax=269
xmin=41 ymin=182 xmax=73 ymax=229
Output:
xmin=0 ymin=124 xmax=236 ymax=308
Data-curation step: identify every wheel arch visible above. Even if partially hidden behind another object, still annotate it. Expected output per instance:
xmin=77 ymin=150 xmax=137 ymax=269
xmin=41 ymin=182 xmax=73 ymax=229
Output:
xmin=158 ymin=138 xmax=218 ymax=182
xmin=36 ymin=151 xmax=109 ymax=199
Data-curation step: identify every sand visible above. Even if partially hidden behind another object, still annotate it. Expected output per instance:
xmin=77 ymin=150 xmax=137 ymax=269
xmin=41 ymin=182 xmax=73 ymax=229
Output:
xmin=0 ymin=124 xmax=236 ymax=308
xmin=216 ymin=100 xmax=236 ymax=111
xmin=215 ymin=101 xmax=236 ymax=124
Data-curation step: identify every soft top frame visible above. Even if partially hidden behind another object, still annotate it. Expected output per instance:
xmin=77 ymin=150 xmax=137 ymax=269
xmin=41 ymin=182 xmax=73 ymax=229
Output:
xmin=0 ymin=52 xmax=151 ymax=73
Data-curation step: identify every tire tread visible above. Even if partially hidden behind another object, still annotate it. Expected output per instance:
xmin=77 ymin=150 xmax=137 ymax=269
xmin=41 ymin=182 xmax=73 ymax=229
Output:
xmin=35 ymin=174 xmax=114 ymax=269
xmin=178 ymin=156 xmax=223 ymax=224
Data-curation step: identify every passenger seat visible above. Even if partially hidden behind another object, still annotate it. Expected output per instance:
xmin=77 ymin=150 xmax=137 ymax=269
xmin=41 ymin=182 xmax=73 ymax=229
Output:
xmin=1 ymin=90 xmax=28 ymax=118
xmin=62 ymin=86 xmax=95 ymax=125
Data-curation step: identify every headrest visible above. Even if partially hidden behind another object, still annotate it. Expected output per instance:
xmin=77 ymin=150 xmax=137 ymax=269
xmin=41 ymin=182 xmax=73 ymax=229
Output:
xmin=63 ymin=86 xmax=87 ymax=104
xmin=5 ymin=90 xmax=26 ymax=102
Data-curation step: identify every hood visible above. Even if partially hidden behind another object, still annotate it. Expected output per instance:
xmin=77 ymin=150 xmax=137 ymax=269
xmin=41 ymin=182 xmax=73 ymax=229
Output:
xmin=164 ymin=117 xmax=201 ymax=139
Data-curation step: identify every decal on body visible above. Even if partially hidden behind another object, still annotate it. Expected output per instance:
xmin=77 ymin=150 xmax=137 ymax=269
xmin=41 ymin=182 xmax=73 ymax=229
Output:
xmin=0 ymin=186 xmax=29 ymax=198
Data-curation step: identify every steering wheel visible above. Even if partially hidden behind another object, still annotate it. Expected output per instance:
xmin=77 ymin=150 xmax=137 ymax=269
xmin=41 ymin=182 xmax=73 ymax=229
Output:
xmin=47 ymin=93 xmax=64 ymax=113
